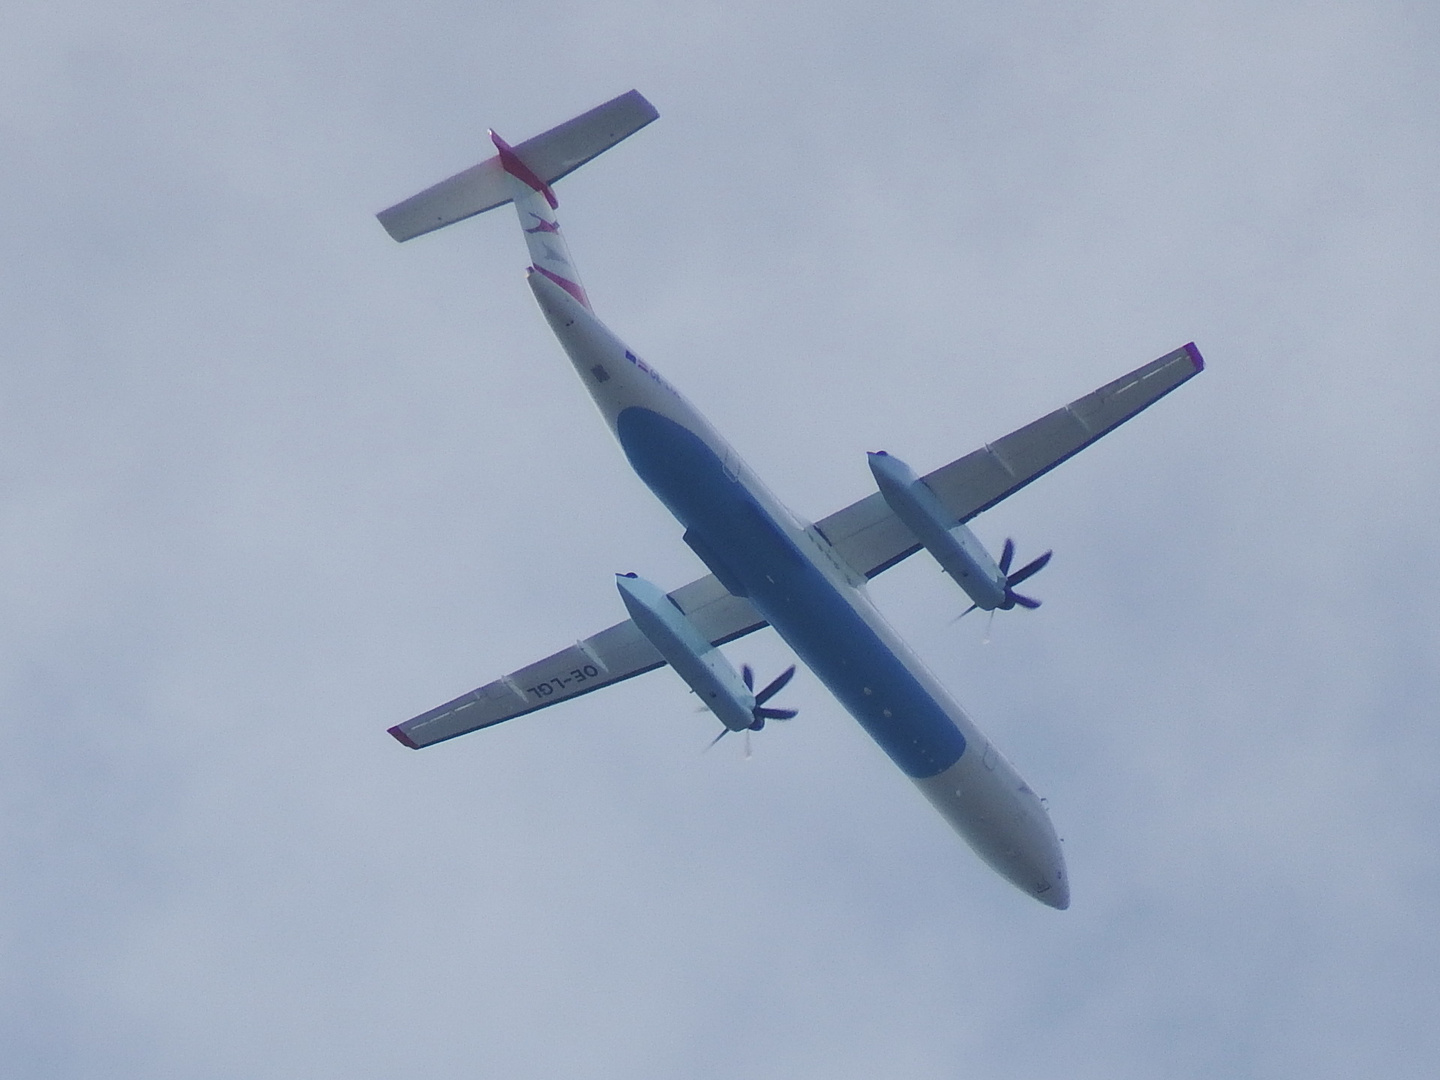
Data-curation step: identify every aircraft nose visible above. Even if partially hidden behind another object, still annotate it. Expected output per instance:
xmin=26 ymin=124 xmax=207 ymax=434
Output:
xmin=1042 ymin=875 xmax=1065 ymax=910
xmin=1036 ymin=870 xmax=1070 ymax=910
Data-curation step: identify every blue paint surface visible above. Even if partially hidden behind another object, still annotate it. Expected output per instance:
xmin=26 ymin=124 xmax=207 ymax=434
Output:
xmin=616 ymin=407 xmax=966 ymax=779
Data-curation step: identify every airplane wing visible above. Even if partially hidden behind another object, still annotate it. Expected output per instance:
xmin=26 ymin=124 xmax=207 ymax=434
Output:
xmin=813 ymin=343 xmax=1204 ymax=578
xmin=390 ymin=342 xmax=1201 ymax=748
xmin=390 ymin=573 xmax=765 ymax=748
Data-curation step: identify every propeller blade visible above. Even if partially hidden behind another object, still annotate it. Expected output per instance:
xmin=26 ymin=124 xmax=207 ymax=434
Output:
xmin=755 ymin=706 xmax=798 ymax=721
xmin=949 ymin=602 xmax=980 ymax=624
xmin=1006 ymin=550 xmax=1052 ymax=588
xmin=999 ymin=538 xmax=1016 ymax=575
xmin=704 ymin=727 xmax=731 ymax=751
xmin=741 ymin=664 xmax=754 ymax=691
xmin=1011 ymin=592 xmax=1042 ymax=609
xmin=753 ymin=665 xmax=796 ymax=706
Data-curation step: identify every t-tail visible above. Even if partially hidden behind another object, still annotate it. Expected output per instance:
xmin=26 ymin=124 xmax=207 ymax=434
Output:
xmin=376 ymin=90 xmax=658 ymax=314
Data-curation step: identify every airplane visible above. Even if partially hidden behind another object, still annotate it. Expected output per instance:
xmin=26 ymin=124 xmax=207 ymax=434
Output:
xmin=376 ymin=90 xmax=1203 ymax=909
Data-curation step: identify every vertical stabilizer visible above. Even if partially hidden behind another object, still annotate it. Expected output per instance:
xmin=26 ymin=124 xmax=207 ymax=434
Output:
xmin=495 ymin=131 xmax=592 ymax=310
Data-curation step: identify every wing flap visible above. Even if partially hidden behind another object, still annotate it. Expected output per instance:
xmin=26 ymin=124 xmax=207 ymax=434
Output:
xmin=391 ymin=572 xmax=766 ymax=748
xmin=817 ymin=343 xmax=1203 ymax=578
xmin=811 ymin=491 xmax=915 ymax=578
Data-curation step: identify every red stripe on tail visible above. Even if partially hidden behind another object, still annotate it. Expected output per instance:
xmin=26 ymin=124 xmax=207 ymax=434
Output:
xmin=490 ymin=130 xmax=559 ymax=209
xmin=533 ymin=264 xmax=591 ymax=309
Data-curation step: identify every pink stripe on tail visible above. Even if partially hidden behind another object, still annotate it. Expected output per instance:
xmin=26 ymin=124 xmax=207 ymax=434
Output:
xmin=533 ymin=264 xmax=591 ymax=309
xmin=490 ymin=130 xmax=559 ymax=209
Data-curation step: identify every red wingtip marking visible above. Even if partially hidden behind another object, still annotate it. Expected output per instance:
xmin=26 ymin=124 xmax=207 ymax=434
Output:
xmin=490 ymin=129 xmax=559 ymax=209
xmin=1183 ymin=341 xmax=1205 ymax=372
xmin=388 ymin=725 xmax=420 ymax=749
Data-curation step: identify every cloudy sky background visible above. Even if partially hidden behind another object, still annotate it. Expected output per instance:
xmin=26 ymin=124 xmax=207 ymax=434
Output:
xmin=3 ymin=2 xmax=1437 ymax=1076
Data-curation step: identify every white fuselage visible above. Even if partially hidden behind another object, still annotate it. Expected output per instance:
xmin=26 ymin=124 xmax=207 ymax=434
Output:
xmin=523 ymin=256 xmax=1068 ymax=909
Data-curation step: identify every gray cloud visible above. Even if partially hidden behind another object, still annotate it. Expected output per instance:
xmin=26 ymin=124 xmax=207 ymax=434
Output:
xmin=2 ymin=2 xmax=1437 ymax=1077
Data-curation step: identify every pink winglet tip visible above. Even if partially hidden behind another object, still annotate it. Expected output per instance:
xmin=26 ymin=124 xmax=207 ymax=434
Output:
xmin=1183 ymin=341 xmax=1205 ymax=371
xmin=387 ymin=725 xmax=420 ymax=749
xmin=489 ymin=129 xmax=559 ymax=209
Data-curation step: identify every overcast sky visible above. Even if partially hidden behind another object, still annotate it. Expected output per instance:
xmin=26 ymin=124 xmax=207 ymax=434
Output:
xmin=3 ymin=2 xmax=1438 ymax=1077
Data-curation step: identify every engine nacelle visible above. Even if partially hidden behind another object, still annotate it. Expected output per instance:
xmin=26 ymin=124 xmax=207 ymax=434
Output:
xmin=867 ymin=451 xmax=1008 ymax=611
xmin=615 ymin=573 xmax=757 ymax=731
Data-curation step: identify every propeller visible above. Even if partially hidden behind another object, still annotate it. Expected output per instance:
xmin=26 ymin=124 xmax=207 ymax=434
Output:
xmin=955 ymin=539 xmax=1053 ymax=620
xmin=743 ymin=663 xmax=798 ymax=729
xmin=999 ymin=539 xmax=1051 ymax=610
xmin=706 ymin=663 xmax=799 ymax=750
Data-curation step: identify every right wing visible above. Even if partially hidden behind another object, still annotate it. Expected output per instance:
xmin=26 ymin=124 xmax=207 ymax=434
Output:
xmin=814 ymin=343 xmax=1204 ymax=578
xmin=389 ymin=573 xmax=765 ymax=748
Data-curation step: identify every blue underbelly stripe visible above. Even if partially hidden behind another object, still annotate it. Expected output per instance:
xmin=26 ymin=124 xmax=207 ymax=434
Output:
xmin=616 ymin=407 xmax=966 ymax=779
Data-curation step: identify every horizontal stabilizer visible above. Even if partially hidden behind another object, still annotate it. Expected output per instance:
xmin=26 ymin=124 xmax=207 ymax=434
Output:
xmin=377 ymin=89 xmax=658 ymax=242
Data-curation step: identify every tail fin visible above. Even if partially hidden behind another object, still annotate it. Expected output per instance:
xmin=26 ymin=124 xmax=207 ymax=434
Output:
xmin=376 ymin=90 xmax=658 ymax=242
xmin=494 ymin=129 xmax=593 ymax=309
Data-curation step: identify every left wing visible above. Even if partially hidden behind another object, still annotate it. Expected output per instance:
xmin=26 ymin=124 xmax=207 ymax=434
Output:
xmin=390 ymin=343 xmax=1201 ymax=747
xmin=390 ymin=573 xmax=765 ymax=748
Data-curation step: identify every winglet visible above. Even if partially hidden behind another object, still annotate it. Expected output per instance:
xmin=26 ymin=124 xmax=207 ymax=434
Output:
xmin=387 ymin=724 xmax=420 ymax=749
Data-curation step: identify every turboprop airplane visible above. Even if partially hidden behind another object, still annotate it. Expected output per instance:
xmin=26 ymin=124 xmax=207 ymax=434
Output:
xmin=377 ymin=91 xmax=1203 ymax=909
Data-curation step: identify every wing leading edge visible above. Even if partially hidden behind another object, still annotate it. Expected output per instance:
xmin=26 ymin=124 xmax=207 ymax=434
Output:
xmin=389 ymin=342 xmax=1202 ymax=748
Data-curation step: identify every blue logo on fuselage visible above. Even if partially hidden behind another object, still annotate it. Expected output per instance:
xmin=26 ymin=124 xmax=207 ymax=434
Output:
xmin=615 ymin=406 xmax=966 ymax=778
